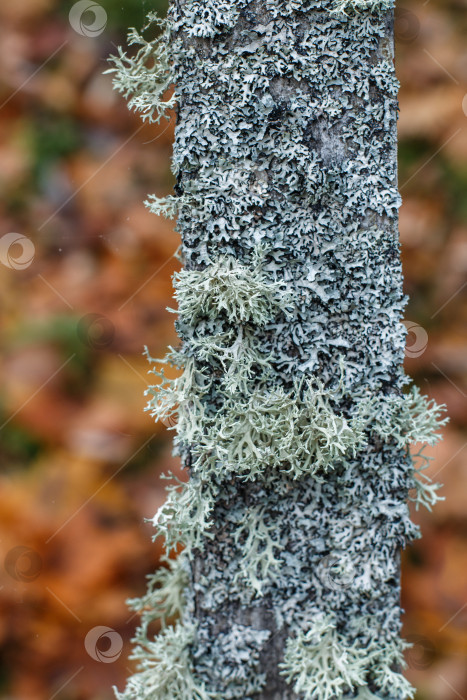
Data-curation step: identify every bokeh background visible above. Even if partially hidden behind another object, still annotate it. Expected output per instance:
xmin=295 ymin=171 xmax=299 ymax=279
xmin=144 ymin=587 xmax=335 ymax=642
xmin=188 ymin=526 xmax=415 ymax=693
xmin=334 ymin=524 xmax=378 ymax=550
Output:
xmin=0 ymin=0 xmax=465 ymax=698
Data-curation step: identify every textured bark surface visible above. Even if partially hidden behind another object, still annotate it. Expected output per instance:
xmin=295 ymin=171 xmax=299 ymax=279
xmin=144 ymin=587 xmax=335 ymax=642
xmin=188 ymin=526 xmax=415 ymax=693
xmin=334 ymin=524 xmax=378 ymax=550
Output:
xmin=112 ymin=1 xmax=446 ymax=698
xmin=171 ymin=2 xmax=408 ymax=697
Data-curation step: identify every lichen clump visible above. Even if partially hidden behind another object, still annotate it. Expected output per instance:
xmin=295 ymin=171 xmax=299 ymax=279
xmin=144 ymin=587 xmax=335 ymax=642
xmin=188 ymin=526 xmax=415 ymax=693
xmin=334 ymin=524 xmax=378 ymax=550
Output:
xmin=280 ymin=615 xmax=413 ymax=700
xmin=110 ymin=0 xmax=448 ymax=698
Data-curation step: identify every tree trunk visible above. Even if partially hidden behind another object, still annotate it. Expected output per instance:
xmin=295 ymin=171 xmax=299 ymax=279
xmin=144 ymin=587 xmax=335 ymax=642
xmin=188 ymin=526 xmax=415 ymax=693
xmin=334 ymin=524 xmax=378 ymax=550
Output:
xmin=112 ymin=1 xmax=446 ymax=698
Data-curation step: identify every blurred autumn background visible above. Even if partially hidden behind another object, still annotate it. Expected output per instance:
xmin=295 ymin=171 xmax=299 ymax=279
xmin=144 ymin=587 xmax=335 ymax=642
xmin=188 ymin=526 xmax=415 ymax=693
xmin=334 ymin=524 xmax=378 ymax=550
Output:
xmin=0 ymin=0 xmax=466 ymax=698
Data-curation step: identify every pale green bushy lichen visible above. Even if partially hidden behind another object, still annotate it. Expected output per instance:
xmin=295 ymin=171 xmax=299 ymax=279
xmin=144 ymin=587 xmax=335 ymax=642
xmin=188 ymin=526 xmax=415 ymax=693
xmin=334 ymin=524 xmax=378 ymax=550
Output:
xmin=148 ymin=339 xmax=447 ymax=487
xmin=189 ymin=327 xmax=273 ymax=395
xmin=151 ymin=475 xmax=216 ymax=555
xmin=128 ymin=554 xmax=188 ymax=629
xmin=115 ymin=500 xmax=216 ymax=700
xmin=281 ymin=615 xmax=415 ymax=700
xmin=115 ymin=557 xmax=214 ymax=700
xmin=348 ymin=615 xmax=416 ymax=700
xmin=145 ymin=352 xmax=209 ymax=443
xmin=196 ymin=378 xmax=368 ymax=480
xmin=360 ymin=385 xmax=448 ymax=448
xmin=331 ymin=0 xmax=395 ymax=14
xmin=233 ymin=506 xmax=283 ymax=595
xmin=145 ymin=194 xmax=187 ymax=218
xmin=409 ymin=447 xmax=444 ymax=512
xmin=108 ymin=15 xmax=175 ymax=124
xmin=410 ymin=472 xmax=444 ymax=512
xmin=369 ymin=643 xmax=415 ymax=700
xmin=172 ymin=250 xmax=293 ymax=326
xmin=116 ymin=620 xmax=214 ymax=700
xmin=280 ymin=616 xmax=368 ymax=699
xmin=147 ymin=348 xmax=369 ymax=483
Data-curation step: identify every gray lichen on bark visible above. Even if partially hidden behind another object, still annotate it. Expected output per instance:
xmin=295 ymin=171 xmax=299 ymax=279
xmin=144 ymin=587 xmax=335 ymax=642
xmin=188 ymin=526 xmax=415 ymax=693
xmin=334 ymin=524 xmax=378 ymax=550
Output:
xmin=110 ymin=0 xmax=447 ymax=698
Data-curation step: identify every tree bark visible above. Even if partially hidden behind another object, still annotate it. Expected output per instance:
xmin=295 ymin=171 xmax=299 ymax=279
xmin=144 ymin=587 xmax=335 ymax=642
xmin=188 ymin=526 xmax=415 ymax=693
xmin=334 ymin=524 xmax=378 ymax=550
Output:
xmin=112 ymin=1 xmax=446 ymax=698
xmin=172 ymin=2 xmax=406 ymax=697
